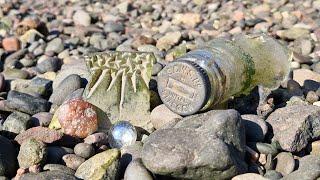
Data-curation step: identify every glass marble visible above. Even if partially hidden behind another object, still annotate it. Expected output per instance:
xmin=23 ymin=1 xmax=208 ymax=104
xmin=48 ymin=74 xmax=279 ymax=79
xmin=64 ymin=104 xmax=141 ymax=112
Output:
xmin=108 ymin=121 xmax=137 ymax=149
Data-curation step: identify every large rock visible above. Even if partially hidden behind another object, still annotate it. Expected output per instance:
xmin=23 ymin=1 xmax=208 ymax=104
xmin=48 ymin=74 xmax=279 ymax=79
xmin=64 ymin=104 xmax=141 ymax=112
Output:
xmin=266 ymin=105 xmax=320 ymax=152
xmin=75 ymin=149 xmax=120 ymax=180
xmin=0 ymin=135 xmax=17 ymax=177
xmin=142 ymin=109 xmax=247 ymax=179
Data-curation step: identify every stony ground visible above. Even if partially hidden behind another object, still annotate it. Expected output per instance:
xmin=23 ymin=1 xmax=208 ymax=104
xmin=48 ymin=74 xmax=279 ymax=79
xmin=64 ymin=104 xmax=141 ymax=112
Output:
xmin=0 ymin=0 xmax=320 ymax=179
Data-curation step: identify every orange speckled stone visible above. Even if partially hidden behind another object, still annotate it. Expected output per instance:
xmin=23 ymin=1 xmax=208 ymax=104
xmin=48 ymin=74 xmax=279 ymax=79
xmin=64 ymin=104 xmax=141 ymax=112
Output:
xmin=57 ymin=98 xmax=98 ymax=138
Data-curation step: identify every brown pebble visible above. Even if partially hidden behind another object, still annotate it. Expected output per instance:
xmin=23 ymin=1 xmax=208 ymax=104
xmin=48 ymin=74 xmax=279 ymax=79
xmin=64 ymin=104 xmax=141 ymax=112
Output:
xmin=2 ymin=37 xmax=21 ymax=52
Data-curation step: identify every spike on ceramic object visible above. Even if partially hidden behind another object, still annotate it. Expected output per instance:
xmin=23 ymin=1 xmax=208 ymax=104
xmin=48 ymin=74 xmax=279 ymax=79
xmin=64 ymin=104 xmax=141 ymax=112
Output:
xmin=83 ymin=51 xmax=155 ymax=130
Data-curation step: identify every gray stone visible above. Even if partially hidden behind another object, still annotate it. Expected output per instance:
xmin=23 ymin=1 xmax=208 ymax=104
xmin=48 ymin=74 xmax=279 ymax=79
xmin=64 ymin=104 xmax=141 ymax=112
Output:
xmin=6 ymin=90 xmax=51 ymax=115
xmin=64 ymin=88 xmax=84 ymax=102
xmin=274 ymin=152 xmax=295 ymax=176
xmin=36 ymin=57 xmax=60 ymax=73
xmin=10 ymin=77 xmax=52 ymax=97
xmin=62 ymin=154 xmax=85 ymax=170
xmin=49 ymin=74 xmax=82 ymax=105
xmin=282 ymin=155 xmax=320 ymax=180
xmin=3 ymin=68 xmax=28 ymax=80
xmin=73 ymin=10 xmax=91 ymax=27
xmin=266 ymin=105 xmax=320 ymax=152
xmin=2 ymin=111 xmax=31 ymax=135
xmin=75 ymin=149 xmax=120 ymax=180
xmin=45 ymin=38 xmax=64 ymax=54
xmin=30 ymin=112 xmax=53 ymax=127
xmin=241 ymin=114 xmax=268 ymax=142
xmin=232 ymin=173 xmax=267 ymax=180
xmin=43 ymin=164 xmax=75 ymax=175
xmin=20 ymin=170 xmax=77 ymax=180
xmin=46 ymin=146 xmax=73 ymax=164
xmin=247 ymin=142 xmax=278 ymax=156
xmin=0 ymin=135 xmax=17 ymax=177
xmin=264 ymin=170 xmax=283 ymax=179
xmin=150 ymin=104 xmax=182 ymax=130
xmin=52 ymin=60 xmax=89 ymax=90
xmin=124 ymin=159 xmax=153 ymax=180
xmin=142 ymin=109 xmax=247 ymax=179
xmin=18 ymin=138 xmax=47 ymax=168
xmin=74 ymin=143 xmax=95 ymax=159
xmin=104 ymin=21 xmax=124 ymax=33
xmin=120 ymin=142 xmax=143 ymax=176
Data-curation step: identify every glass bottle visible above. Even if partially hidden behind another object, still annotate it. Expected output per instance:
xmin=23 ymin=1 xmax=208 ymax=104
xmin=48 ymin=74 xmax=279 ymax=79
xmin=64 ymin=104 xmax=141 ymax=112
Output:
xmin=157 ymin=34 xmax=292 ymax=116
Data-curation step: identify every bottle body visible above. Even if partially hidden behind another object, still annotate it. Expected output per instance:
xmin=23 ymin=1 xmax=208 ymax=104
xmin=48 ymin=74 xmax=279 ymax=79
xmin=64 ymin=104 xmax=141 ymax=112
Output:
xmin=157 ymin=34 xmax=291 ymax=116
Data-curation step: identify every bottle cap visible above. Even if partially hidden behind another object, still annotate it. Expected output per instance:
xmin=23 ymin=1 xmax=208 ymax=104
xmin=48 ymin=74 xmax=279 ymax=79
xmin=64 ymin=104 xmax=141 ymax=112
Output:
xmin=157 ymin=60 xmax=211 ymax=116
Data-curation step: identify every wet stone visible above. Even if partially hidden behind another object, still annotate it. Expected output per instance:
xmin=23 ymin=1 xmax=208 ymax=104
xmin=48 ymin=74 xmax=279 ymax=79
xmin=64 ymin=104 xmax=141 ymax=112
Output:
xmin=6 ymin=90 xmax=51 ymax=115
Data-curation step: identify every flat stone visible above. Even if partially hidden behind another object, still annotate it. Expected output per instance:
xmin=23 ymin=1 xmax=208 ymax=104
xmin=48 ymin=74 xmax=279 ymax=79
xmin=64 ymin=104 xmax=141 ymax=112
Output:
xmin=124 ymin=158 xmax=153 ymax=180
xmin=150 ymin=104 xmax=182 ymax=129
xmin=232 ymin=173 xmax=268 ymax=180
xmin=6 ymin=91 xmax=51 ymax=115
xmin=20 ymin=170 xmax=77 ymax=180
xmin=2 ymin=111 xmax=31 ymax=135
xmin=43 ymin=164 xmax=75 ymax=175
xmin=266 ymin=105 xmax=320 ymax=152
xmin=10 ymin=77 xmax=52 ymax=97
xmin=18 ymin=138 xmax=47 ymax=168
xmin=15 ymin=126 xmax=63 ymax=144
xmin=0 ymin=135 xmax=17 ymax=177
xmin=293 ymin=69 xmax=320 ymax=86
xmin=75 ymin=149 xmax=120 ymax=180
xmin=274 ymin=152 xmax=295 ymax=176
xmin=142 ymin=109 xmax=247 ymax=179
xmin=241 ymin=114 xmax=268 ymax=142
xmin=3 ymin=68 xmax=28 ymax=80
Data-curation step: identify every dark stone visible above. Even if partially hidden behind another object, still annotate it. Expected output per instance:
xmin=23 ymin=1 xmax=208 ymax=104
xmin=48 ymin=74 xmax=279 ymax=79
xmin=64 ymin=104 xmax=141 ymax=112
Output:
xmin=36 ymin=57 xmax=61 ymax=73
xmin=20 ymin=170 xmax=77 ymax=180
xmin=0 ymin=135 xmax=17 ymax=177
xmin=6 ymin=90 xmax=51 ymax=115
xmin=43 ymin=164 xmax=75 ymax=175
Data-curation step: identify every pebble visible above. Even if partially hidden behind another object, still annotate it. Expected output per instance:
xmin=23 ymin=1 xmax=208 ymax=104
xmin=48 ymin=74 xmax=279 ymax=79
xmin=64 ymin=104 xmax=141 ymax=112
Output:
xmin=36 ymin=57 xmax=60 ymax=73
xmin=14 ymin=126 xmax=63 ymax=145
xmin=247 ymin=142 xmax=278 ymax=156
xmin=6 ymin=90 xmax=51 ymax=115
xmin=46 ymin=146 xmax=73 ymax=164
xmin=2 ymin=111 xmax=31 ymax=135
xmin=73 ymin=10 xmax=91 ymax=27
xmin=84 ymin=132 xmax=108 ymax=145
xmin=49 ymin=74 xmax=82 ymax=105
xmin=56 ymin=98 xmax=98 ymax=138
xmin=62 ymin=154 xmax=85 ymax=170
xmin=2 ymin=37 xmax=20 ymax=52
xmin=150 ymin=104 xmax=182 ymax=129
xmin=74 ymin=143 xmax=95 ymax=159
xmin=264 ymin=170 xmax=283 ymax=179
xmin=104 ymin=21 xmax=124 ymax=33
xmin=30 ymin=112 xmax=53 ymax=127
xmin=3 ymin=68 xmax=28 ymax=80
xmin=75 ymin=149 xmax=120 ymax=180
xmin=293 ymin=69 xmax=320 ymax=86
xmin=20 ymin=170 xmax=77 ymax=180
xmin=274 ymin=152 xmax=295 ymax=176
xmin=0 ymin=135 xmax=17 ymax=177
xmin=232 ymin=173 xmax=267 ymax=180
xmin=45 ymin=38 xmax=64 ymax=54
xmin=156 ymin=31 xmax=181 ymax=50
xmin=18 ymin=138 xmax=47 ymax=168
xmin=277 ymin=28 xmax=310 ymax=40
xmin=172 ymin=13 xmax=201 ymax=28
xmin=124 ymin=158 xmax=153 ymax=180
xmin=241 ymin=114 xmax=268 ymax=142
xmin=43 ymin=164 xmax=75 ymax=175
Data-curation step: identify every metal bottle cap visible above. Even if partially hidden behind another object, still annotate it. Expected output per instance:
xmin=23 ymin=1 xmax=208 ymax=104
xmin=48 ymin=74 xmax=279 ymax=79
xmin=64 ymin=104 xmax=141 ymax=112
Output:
xmin=157 ymin=60 xmax=211 ymax=116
